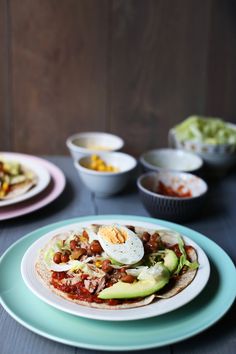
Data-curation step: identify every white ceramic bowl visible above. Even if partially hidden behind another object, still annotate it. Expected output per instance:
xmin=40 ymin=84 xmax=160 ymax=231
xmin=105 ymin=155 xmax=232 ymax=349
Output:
xmin=74 ymin=152 xmax=137 ymax=197
xmin=66 ymin=132 xmax=124 ymax=161
xmin=169 ymin=124 xmax=236 ymax=176
xmin=140 ymin=148 xmax=203 ymax=173
xmin=137 ymin=171 xmax=208 ymax=222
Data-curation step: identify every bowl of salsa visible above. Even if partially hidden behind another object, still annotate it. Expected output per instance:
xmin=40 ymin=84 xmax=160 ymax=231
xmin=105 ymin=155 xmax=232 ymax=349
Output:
xmin=137 ymin=171 xmax=208 ymax=222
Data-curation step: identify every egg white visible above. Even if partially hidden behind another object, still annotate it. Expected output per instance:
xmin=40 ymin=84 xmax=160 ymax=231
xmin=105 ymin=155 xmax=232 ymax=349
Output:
xmin=97 ymin=224 xmax=144 ymax=265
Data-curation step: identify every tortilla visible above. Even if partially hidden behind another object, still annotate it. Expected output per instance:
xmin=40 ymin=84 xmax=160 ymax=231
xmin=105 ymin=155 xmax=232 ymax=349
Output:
xmin=0 ymin=163 xmax=37 ymax=200
xmin=35 ymin=225 xmax=198 ymax=310
xmin=2 ymin=179 xmax=36 ymax=200
xmin=135 ymin=227 xmax=198 ymax=299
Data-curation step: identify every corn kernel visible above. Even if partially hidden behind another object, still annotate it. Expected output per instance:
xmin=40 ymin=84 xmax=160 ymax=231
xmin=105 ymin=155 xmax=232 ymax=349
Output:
xmin=0 ymin=190 xmax=5 ymax=198
xmin=95 ymin=260 xmax=102 ymax=268
xmin=87 ymin=155 xmax=119 ymax=173
xmin=2 ymin=182 xmax=9 ymax=191
xmin=91 ymin=161 xmax=98 ymax=169
xmin=91 ymin=154 xmax=99 ymax=162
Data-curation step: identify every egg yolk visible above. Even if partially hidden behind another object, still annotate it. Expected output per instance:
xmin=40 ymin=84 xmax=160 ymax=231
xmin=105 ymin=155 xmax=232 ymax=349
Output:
xmin=99 ymin=226 xmax=128 ymax=244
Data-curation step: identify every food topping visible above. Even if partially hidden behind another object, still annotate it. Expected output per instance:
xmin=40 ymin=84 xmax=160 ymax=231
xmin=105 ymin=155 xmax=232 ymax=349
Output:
xmin=86 ymin=144 xmax=110 ymax=151
xmin=0 ymin=159 xmax=36 ymax=199
xmin=86 ymin=155 xmax=119 ymax=172
xmin=99 ymin=225 xmax=128 ymax=244
xmin=156 ymin=181 xmax=192 ymax=198
xmin=41 ymin=225 xmax=199 ymax=306
xmin=174 ymin=115 xmax=236 ymax=145
xmin=89 ymin=240 xmax=103 ymax=254
xmin=97 ymin=225 xmax=144 ymax=265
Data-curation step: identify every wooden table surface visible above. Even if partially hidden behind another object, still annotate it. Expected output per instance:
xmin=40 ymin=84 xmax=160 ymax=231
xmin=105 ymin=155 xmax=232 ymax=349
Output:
xmin=0 ymin=156 xmax=236 ymax=354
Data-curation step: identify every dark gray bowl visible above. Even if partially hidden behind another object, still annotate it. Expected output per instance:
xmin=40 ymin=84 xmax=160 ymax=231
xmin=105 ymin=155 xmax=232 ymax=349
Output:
xmin=137 ymin=171 xmax=208 ymax=222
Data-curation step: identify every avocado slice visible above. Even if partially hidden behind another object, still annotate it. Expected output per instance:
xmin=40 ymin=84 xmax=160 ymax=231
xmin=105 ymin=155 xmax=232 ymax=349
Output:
xmin=4 ymin=162 xmax=21 ymax=176
xmin=98 ymin=272 xmax=169 ymax=299
xmin=163 ymin=249 xmax=178 ymax=273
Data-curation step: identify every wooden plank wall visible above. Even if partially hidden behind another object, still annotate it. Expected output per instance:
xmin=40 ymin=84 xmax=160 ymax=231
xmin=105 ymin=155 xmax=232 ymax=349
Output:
xmin=0 ymin=0 xmax=236 ymax=156
xmin=0 ymin=0 xmax=11 ymax=150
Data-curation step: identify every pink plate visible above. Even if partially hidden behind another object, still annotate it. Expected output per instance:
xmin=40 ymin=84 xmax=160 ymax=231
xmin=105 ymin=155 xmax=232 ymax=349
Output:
xmin=0 ymin=153 xmax=66 ymax=221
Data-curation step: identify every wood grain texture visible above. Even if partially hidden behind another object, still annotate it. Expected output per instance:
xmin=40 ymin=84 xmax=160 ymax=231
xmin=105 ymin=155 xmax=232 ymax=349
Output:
xmin=0 ymin=311 xmax=75 ymax=354
xmin=109 ymin=0 xmax=211 ymax=155
xmin=0 ymin=0 xmax=11 ymax=150
xmin=206 ymin=0 xmax=236 ymax=120
xmin=173 ymin=303 xmax=236 ymax=354
xmin=1 ymin=1 xmax=236 ymax=155
xmin=10 ymin=0 xmax=109 ymax=154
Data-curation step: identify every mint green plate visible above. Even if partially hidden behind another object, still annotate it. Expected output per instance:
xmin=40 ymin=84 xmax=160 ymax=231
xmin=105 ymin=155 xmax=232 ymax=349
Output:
xmin=1 ymin=215 xmax=236 ymax=351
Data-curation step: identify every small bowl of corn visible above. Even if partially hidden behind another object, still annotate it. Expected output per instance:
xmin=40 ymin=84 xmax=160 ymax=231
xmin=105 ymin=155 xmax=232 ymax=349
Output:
xmin=74 ymin=152 xmax=137 ymax=197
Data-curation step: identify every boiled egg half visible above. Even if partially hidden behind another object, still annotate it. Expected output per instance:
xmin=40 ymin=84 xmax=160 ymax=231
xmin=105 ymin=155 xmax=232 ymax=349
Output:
xmin=97 ymin=224 xmax=144 ymax=265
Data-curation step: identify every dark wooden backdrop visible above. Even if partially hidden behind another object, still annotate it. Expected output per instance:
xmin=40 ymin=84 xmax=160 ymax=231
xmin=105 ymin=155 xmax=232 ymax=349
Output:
xmin=1 ymin=0 xmax=236 ymax=157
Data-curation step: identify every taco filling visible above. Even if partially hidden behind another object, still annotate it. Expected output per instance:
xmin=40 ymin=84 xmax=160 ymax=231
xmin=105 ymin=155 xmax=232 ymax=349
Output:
xmin=0 ymin=159 xmax=37 ymax=200
xmin=35 ymin=224 xmax=199 ymax=309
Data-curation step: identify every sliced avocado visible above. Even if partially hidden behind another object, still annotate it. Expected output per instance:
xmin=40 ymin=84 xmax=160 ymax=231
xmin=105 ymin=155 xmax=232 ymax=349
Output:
xmin=98 ymin=276 xmax=169 ymax=300
xmin=164 ymin=249 xmax=178 ymax=273
xmin=56 ymin=240 xmax=64 ymax=250
xmin=5 ymin=162 xmax=21 ymax=176
xmin=109 ymin=257 xmax=123 ymax=266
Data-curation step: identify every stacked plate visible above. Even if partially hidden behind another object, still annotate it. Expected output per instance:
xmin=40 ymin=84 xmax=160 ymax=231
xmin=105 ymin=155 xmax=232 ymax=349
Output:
xmin=0 ymin=152 xmax=65 ymax=221
xmin=1 ymin=215 xmax=235 ymax=351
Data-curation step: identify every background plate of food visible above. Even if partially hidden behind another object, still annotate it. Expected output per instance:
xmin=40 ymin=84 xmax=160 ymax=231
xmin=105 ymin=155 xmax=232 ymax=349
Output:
xmin=21 ymin=217 xmax=210 ymax=321
xmin=0 ymin=152 xmax=51 ymax=207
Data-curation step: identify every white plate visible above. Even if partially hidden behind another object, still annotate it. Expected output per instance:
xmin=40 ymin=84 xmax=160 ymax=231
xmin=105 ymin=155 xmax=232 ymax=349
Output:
xmin=0 ymin=153 xmax=50 ymax=207
xmin=21 ymin=218 xmax=210 ymax=321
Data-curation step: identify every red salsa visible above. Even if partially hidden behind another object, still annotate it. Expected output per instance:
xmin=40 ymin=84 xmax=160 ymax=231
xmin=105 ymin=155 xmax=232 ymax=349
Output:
xmin=156 ymin=181 xmax=192 ymax=198
xmin=51 ymin=271 xmax=151 ymax=306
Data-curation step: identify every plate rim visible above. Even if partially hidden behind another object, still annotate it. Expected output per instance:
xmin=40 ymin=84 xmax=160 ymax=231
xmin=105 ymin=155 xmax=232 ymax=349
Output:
xmin=1 ymin=215 xmax=236 ymax=351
